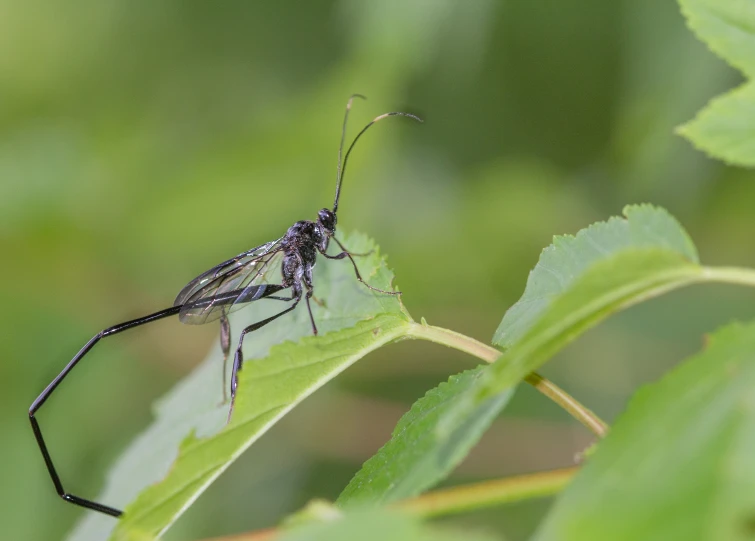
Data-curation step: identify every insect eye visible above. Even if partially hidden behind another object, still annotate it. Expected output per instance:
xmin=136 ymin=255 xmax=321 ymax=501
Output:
xmin=318 ymin=209 xmax=336 ymax=229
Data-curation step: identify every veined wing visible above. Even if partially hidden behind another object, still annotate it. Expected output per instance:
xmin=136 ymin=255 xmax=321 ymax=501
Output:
xmin=175 ymin=238 xmax=286 ymax=325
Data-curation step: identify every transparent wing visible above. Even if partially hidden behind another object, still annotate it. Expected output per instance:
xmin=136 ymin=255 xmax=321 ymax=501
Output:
xmin=175 ymin=238 xmax=286 ymax=325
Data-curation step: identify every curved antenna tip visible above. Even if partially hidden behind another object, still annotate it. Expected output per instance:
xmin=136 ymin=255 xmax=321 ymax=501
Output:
xmin=337 ymin=95 xmax=369 ymax=196
xmin=333 ymin=108 xmax=423 ymax=214
xmin=346 ymin=94 xmax=368 ymax=109
xmin=372 ymin=111 xmax=423 ymax=124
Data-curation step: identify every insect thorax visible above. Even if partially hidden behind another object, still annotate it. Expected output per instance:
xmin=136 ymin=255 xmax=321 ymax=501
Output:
xmin=283 ymin=219 xmax=325 ymax=260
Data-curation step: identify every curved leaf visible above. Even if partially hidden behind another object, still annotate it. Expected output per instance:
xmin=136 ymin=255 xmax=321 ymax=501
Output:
xmin=487 ymin=249 xmax=702 ymax=395
xmin=495 ymin=204 xmax=698 ymax=349
xmin=115 ymin=316 xmax=409 ymax=540
xmin=336 ymin=366 xmax=516 ymax=507
xmin=340 ymin=205 xmax=703 ymax=510
xmin=66 ymin=232 xmax=411 ymax=541
xmin=447 ymin=207 xmax=705 ymax=441
xmin=534 ymin=321 xmax=755 ymax=541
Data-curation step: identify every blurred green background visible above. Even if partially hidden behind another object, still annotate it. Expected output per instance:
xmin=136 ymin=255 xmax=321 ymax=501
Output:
xmin=4 ymin=1 xmax=755 ymax=540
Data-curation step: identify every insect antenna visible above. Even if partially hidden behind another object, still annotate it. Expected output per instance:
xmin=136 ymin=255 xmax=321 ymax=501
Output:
xmin=336 ymin=94 xmax=367 ymax=193
xmin=333 ymin=106 xmax=423 ymax=215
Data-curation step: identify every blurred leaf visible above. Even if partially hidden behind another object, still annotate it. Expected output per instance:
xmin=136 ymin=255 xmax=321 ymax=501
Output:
xmin=278 ymin=508 xmax=499 ymax=541
xmin=677 ymin=0 xmax=755 ymax=166
xmin=66 ymin=233 xmax=411 ymax=541
xmin=336 ymin=366 xmax=515 ymax=506
xmin=283 ymin=499 xmax=344 ymax=529
xmin=494 ymin=204 xmax=699 ymax=349
xmin=678 ymin=0 xmax=755 ymax=80
xmin=534 ymin=321 xmax=755 ymax=541
xmin=678 ymin=82 xmax=755 ymax=167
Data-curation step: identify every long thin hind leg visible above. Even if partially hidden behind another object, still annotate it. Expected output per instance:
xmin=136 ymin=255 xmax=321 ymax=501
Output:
xmin=227 ymin=295 xmax=301 ymax=422
xmin=29 ymin=304 xmax=182 ymax=518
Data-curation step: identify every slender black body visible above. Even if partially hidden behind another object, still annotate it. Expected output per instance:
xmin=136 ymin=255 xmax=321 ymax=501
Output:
xmin=29 ymin=95 xmax=421 ymax=518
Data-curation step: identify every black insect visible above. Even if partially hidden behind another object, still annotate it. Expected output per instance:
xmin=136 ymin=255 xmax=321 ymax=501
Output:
xmin=29 ymin=95 xmax=421 ymax=518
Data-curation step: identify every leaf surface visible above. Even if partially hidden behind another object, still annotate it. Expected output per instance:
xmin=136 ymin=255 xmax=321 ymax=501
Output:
xmin=495 ymin=204 xmax=698 ymax=349
xmin=534 ymin=321 xmax=755 ymax=541
xmin=336 ymin=366 xmax=515 ymax=506
xmin=445 ymin=206 xmax=704 ymax=452
xmin=66 ymin=232 xmax=410 ymax=541
xmin=484 ymin=205 xmax=702 ymax=396
xmin=339 ymin=205 xmax=702 ymax=508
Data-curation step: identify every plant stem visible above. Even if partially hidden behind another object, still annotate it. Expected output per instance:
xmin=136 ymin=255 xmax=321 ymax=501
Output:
xmin=407 ymin=322 xmax=499 ymax=362
xmin=524 ymin=373 xmax=607 ymax=437
xmin=196 ymin=265 xmax=755 ymax=541
xmin=702 ymin=266 xmax=755 ymax=287
xmin=406 ymin=322 xmax=608 ymax=438
xmin=198 ymin=468 xmax=578 ymax=541
xmin=201 ymin=527 xmax=278 ymax=541
xmin=392 ymin=466 xmax=577 ymax=518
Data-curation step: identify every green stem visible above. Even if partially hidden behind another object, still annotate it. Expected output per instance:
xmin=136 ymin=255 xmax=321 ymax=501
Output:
xmin=407 ymin=322 xmax=500 ymax=362
xmin=199 ymin=469 xmax=578 ymax=540
xmin=201 ymin=528 xmax=277 ymax=541
xmin=392 ymin=467 xmax=577 ymax=518
xmin=197 ymin=264 xmax=755 ymax=541
xmin=405 ymin=322 xmax=608 ymax=438
xmin=524 ymin=373 xmax=607 ymax=437
xmin=702 ymin=266 xmax=755 ymax=287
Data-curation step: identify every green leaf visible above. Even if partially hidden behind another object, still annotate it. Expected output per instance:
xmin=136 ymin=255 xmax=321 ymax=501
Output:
xmin=534 ymin=321 xmax=755 ymax=541
xmin=338 ymin=205 xmax=702 ymax=510
xmin=677 ymin=0 xmax=755 ymax=166
xmin=679 ymin=0 xmax=755 ymax=79
xmin=336 ymin=366 xmax=516 ymax=507
xmin=495 ymin=203 xmax=698 ymax=349
xmin=677 ymin=81 xmax=755 ymax=166
xmin=443 ymin=206 xmax=704 ymax=447
xmin=278 ymin=508 xmax=500 ymax=541
xmin=66 ymin=232 xmax=412 ymax=541
xmin=487 ymin=249 xmax=702 ymax=395
xmin=112 ymin=316 xmax=409 ymax=541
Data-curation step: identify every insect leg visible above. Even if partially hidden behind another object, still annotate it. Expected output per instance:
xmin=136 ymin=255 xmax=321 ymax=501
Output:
xmin=304 ymin=289 xmax=318 ymax=335
xmin=218 ymin=292 xmax=295 ymax=405
xmin=325 ymin=236 xmax=373 ymax=257
xmin=263 ymin=294 xmax=298 ymax=301
xmin=321 ymin=237 xmax=400 ymax=295
xmin=301 ymin=266 xmax=320 ymax=335
xmin=334 ymin=244 xmax=373 ymax=257
xmin=219 ymin=315 xmax=231 ymax=404
xmin=228 ymin=294 xmax=300 ymax=422
xmin=29 ymin=305 xmax=182 ymax=518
